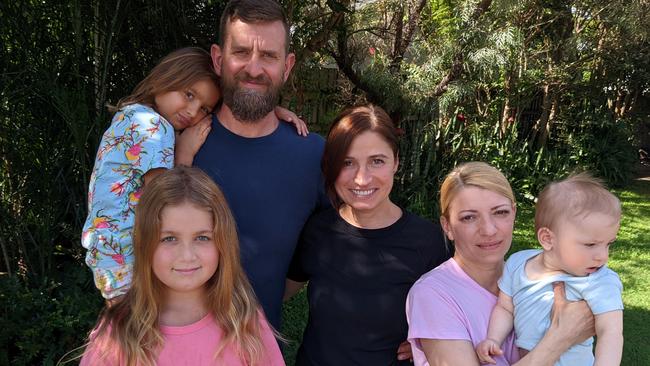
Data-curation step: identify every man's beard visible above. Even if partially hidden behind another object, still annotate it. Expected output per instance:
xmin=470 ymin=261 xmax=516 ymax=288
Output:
xmin=221 ymin=70 xmax=282 ymax=123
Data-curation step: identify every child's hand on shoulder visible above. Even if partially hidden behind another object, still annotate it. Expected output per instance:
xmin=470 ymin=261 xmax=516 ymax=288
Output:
xmin=175 ymin=116 xmax=212 ymax=166
xmin=274 ymin=106 xmax=308 ymax=136
xmin=475 ymin=338 xmax=503 ymax=365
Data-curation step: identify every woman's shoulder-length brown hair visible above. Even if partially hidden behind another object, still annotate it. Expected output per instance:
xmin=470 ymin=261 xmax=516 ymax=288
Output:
xmin=322 ymin=104 xmax=399 ymax=208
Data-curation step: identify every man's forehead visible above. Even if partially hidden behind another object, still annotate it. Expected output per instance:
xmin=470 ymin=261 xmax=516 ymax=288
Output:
xmin=224 ymin=19 xmax=288 ymax=50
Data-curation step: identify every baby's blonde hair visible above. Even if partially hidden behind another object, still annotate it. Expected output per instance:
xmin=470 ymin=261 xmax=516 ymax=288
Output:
xmin=535 ymin=172 xmax=621 ymax=232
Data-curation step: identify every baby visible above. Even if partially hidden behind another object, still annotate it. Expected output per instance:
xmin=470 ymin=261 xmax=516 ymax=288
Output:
xmin=476 ymin=173 xmax=624 ymax=366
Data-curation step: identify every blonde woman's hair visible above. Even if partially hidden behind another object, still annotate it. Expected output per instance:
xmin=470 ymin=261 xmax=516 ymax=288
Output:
xmin=89 ymin=166 xmax=268 ymax=366
xmin=110 ymin=47 xmax=218 ymax=113
xmin=535 ymin=172 xmax=621 ymax=232
xmin=440 ymin=162 xmax=515 ymax=218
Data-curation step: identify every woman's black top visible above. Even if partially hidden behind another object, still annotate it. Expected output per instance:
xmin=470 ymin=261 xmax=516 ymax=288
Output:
xmin=287 ymin=207 xmax=449 ymax=366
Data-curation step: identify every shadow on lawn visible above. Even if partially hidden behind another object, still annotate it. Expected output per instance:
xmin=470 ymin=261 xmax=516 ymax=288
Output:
xmin=620 ymin=305 xmax=650 ymax=365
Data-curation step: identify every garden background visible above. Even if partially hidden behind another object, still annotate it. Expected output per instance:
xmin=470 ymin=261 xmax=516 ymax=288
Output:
xmin=1 ymin=0 xmax=649 ymax=365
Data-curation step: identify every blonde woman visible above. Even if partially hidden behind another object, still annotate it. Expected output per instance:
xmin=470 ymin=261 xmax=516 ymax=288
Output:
xmin=406 ymin=162 xmax=595 ymax=366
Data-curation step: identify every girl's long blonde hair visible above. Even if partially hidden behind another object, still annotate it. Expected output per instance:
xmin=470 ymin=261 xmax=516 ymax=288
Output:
xmin=90 ymin=167 xmax=268 ymax=366
xmin=110 ymin=47 xmax=218 ymax=113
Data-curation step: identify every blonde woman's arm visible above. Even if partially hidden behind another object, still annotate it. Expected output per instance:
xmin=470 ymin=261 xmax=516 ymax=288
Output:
xmin=418 ymin=283 xmax=594 ymax=366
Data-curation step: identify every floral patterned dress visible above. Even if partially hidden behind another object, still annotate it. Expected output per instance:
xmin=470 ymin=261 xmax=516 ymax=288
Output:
xmin=82 ymin=103 xmax=174 ymax=299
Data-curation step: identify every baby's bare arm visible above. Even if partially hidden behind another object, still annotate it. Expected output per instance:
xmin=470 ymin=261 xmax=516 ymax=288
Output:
xmin=593 ymin=310 xmax=623 ymax=366
xmin=476 ymin=291 xmax=515 ymax=364
xmin=487 ymin=291 xmax=515 ymax=344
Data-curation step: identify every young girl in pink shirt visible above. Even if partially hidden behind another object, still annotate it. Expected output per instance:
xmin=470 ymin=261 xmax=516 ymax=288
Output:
xmin=81 ymin=166 xmax=284 ymax=366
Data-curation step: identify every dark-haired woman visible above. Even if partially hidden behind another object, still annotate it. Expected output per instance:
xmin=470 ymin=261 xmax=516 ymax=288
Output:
xmin=285 ymin=104 xmax=449 ymax=365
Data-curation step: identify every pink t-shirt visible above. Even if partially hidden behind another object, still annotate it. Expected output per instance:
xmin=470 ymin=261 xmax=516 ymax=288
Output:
xmin=406 ymin=258 xmax=518 ymax=366
xmin=81 ymin=313 xmax=285 ymax=366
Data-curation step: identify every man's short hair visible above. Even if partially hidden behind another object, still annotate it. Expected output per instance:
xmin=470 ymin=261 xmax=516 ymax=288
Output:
xmin=535 ymin=172 xmax=621 ymax=232
xmin=218 ymin=0 xmax=291 ymax=52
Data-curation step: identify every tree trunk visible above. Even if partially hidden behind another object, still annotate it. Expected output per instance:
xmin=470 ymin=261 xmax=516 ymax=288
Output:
xmin=501 ymin=71 xmax=514 ymax=137
xmin=533 ymin=83 xmax=554 ymax=148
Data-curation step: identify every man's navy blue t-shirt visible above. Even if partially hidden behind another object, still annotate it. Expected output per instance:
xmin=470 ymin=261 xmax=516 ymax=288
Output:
xmin=193 ymin=116 xmax=327 ymax=329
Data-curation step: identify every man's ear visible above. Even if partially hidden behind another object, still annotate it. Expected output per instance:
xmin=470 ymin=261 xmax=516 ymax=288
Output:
xmin=537 ymin=227 xmax=555 ymax=251
xmin=283 ymin=52 xmax=296 ymax=82
xmin=210 ymin=44 xmax=223 ymax=77
xmin=440 ymin=216 xmax=454 ymax=241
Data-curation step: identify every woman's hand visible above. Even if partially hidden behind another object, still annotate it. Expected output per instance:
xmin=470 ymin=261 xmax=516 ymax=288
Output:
xmin=174 ymin=116 xmax=212 ymax=166
xmin=396 ymin=341 xmax=413 ymax=362
xmin=549 ymin=281 xmax=595 ymax=344
xmin=274 ymin=106 xmax=308 ymax=136
xmin=513 ymin=281 xmax=595 ymax=366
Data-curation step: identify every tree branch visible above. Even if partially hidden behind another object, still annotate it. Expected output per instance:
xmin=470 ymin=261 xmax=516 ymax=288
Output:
xmin=390 ymin=0 xmax=428 ymax=72
xmin=432 ymin=52 xmax=464 ymax=96
xmin=297 ymin=10 xmax=347 ymax=64
xmin=332 ymin=24 xmax=383 ymax=105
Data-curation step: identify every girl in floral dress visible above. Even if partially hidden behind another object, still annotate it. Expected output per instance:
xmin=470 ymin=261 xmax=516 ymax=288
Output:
xmin=82 ymin=47 xmax=305 ymax=302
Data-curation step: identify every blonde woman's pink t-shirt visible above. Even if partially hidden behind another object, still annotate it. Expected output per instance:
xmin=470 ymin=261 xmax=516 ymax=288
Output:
xmin=81 ymin=313 xmax=285 ymax=366
xmin=406 ymin=258 xmax=519 ymax=366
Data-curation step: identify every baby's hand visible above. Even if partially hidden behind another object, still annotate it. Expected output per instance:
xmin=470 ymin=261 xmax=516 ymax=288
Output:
xmin=274 ymin=106 xmax=308 ymax=136
xmin=476 ymin=339 xmax=503 ymax=365
xmin=175 ymin=116 xmax=211 ymax=166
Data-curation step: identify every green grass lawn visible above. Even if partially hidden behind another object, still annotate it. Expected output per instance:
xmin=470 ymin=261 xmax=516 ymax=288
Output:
xmin=281 ymin=179 xmax=650 ymax=366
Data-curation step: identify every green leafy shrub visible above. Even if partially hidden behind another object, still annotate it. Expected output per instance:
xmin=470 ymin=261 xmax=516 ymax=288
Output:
xmin=561 ymin=114 xmax=637 ymax=187
xmin=0 ymin=265 xmax=102 ymax=366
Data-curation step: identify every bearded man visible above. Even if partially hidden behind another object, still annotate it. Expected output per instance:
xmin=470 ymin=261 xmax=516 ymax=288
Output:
xmin=193 ymin=0 xmax=327 ymax=330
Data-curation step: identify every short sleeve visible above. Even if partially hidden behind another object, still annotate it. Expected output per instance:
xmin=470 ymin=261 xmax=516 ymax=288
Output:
xmin=80 ymin=326 xmax=122 ymax=366
xmin=286 ymin=234 xmax=308 ymax=282
xmin=425 ymin=223 xmax=450 ymax=270
xmin=583 ymin=269 xmax=624 ymax=315
xmin=258 ymin=313 xmax=286 ymax=366
xmin=316 ymin=176 xmax=331 ymax=212
xmin=80 ymin=343 xmax=121 ymax=366
xmin=498 ymin=255 xmax=518 ymax=297
xmin=406 ymin=281 xmax=471 ymax=342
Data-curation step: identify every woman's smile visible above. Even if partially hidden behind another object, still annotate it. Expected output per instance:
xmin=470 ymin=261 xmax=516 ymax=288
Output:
xmin=476 ymin=240 xmax=503 ymax=250
xmin=350 ymin=188 xmax=378 ymax=197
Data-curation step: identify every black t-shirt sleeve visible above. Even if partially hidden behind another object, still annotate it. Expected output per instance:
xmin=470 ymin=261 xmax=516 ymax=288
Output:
xmin=425 ymin=221 xmax=451 ymax=270
xmin=315 ymin=176 xmax=331 ymax=212
xmin=287 ymin=231 xmax=309 ymax=282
